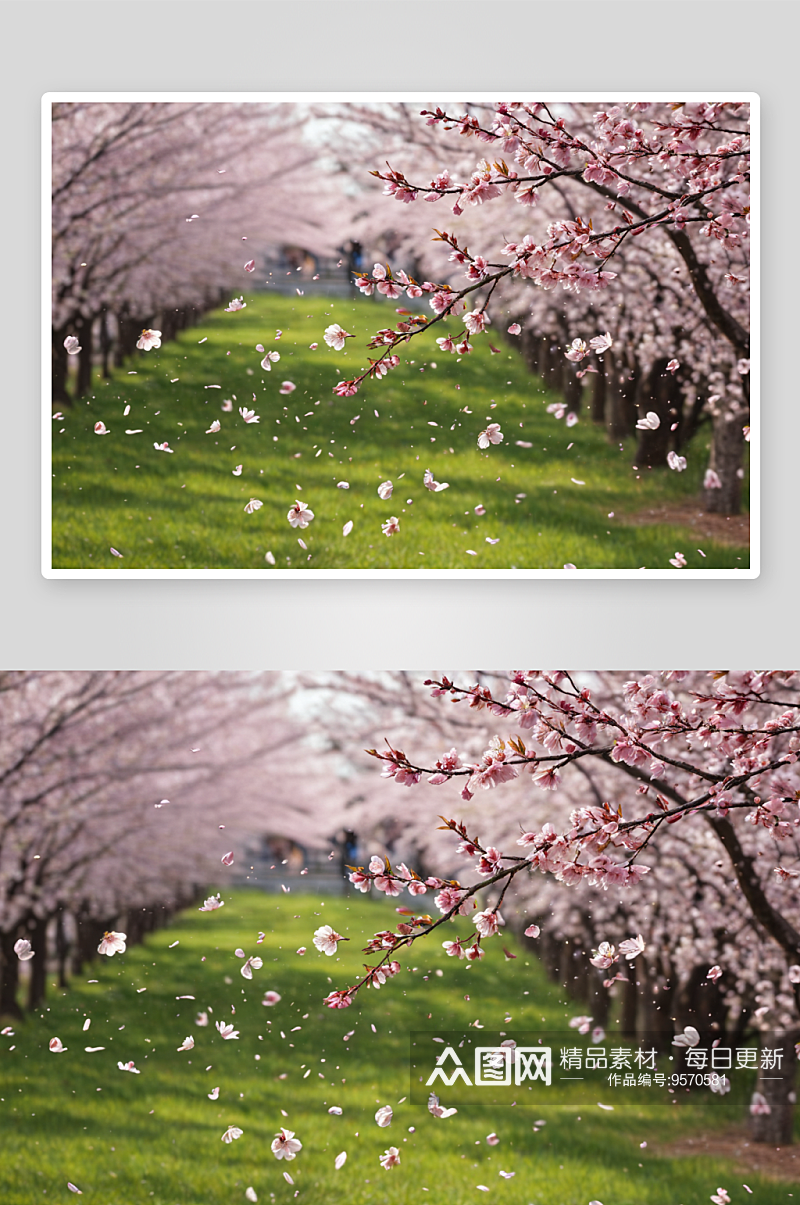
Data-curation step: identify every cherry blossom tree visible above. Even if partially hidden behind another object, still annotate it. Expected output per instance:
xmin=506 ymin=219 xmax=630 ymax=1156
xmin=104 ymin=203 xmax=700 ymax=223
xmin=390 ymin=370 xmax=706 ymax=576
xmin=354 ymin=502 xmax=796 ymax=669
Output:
xmin=310 ymin=671 xmax=798 ymax=1145
xmin=0 ymin=671 xmax=339 ymax=1017
xmin=51 ymin=101 xmax=348 ymax=402
xmin=322 ymin=102 xmax=750 ymax=514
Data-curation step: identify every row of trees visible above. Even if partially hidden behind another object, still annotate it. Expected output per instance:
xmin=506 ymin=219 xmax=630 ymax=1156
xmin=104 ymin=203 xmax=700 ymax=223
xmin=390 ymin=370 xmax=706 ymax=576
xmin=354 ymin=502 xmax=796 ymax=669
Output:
xmin=303 ymin=671 xmax=797 ymax=1144
xmin=0 ymin=672 xmax=345 ymax=1018
xmin=51 ymin=101 xmax=348 ymax=403
xmin=317 ymin=101 xmax=751 ymax=513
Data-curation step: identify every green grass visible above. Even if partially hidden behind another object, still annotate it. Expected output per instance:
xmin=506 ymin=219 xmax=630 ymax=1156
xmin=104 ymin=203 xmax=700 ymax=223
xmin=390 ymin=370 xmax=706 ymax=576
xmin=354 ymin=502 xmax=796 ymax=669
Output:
xmin=51 ymin=293 xmax=749 ymax=570
xmin=0 ymin=891 xmax=788 ymax=1204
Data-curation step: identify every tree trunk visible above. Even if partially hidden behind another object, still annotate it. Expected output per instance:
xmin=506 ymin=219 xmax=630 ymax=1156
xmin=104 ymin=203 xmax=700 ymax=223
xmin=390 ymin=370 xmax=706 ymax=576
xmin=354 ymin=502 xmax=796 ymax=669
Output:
xmin=99 ymin=309 xmax=113 ymax=379
xmin=704 ymin=404 xmax=747 ymax=515
xmin=26 ymin=916 xmax=48 ymax=1011
xmin=591 ymin=370 xmax=606 ymax=424
xmin=562 ymin=370 xmax=583 ymax=417
xmin=620 ymin=975 xmax=638 ymax=1038
xmin=55 ymin=907 xmax=70 ymax=990
xmin=749 ymin=1029 xmax=799 ymax=1145
xmin=52 ymin=325 xmax=72 ymax=406
xmin=604 ymin=354 xmax=638 ymax=442
xmin=634 ymin=358 xmax=679 ymax=467
xmin=588 ymin=975 xmax=611 ymax=1028
xmin=0 ymin=929 xmax=22 ymax=1020
xmin=75 ymin=315 xmax=94 ymax=398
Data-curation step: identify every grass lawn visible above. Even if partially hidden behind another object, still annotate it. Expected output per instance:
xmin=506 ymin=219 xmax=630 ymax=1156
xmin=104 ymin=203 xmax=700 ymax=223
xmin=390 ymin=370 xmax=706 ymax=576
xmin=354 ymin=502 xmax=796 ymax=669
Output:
xmin=50 ymin=293 xmax=749 ymax=571
xmin=1 ymin=891 xmax=787 ymax=1205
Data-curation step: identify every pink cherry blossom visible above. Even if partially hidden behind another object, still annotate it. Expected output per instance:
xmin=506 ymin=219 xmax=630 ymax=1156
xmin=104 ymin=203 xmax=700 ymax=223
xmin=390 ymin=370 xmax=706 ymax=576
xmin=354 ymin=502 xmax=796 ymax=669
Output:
xmin=49 ymin=1037 xmax=66 ymax=1052
xmin=215 ymin=1021 xmax=239 ymax=1040
xmin=428 ymin=1092 xmax=458 ymax=1118
xmin=224 ymin=297 xmax=246 ymax=312
xmin=477 ymin=423 xmax=503 ymax=449
xmin=667 ymin=451 xmax=687 ymax=472
xmin=381 ymin=516 xmax=400 ymax=536
xmin=375 ymin=1105 xmax=393 ymax=1127
xmin=287 ymin=500 xmax=314 ymax=528
xmin=474 ymin=504 xmax=486 ymax=516
xmin=177 ymin=1035 xmax=194 ymax=1051
xmin=507 ymin=323 xmax=521 ymax=335
xmin=635 ymin=412 xmax=660 ymax=431
xmin=262 ymin=991 xmax=282 ymax=1006
xmin=666 ymin=358 xmax=680 ymax=373
xmin=198 ymin=895 xmax=224 ymax=911
xmin=323 ymin=989 xmax=353 ymax=1009
xmin=205 ymin=420 xmax=221 ymax=434
xmin=423 ymin=469 xmax=449 ymax=492
xmin=195 ymin=1012 xmax=209 ymax=1027
xmin=221 ymin=1126 xmax=243 ymax=1143
xmin=93 ymin=421 xmax=110 ymax=435
xmin=136 ymin=328 xmax=162 ymax=351
xmin=711 ymin=1190 xmax=731 ymax=1205
xmin=232 ymin=465 xmax=242 ymax=476
xmin=239 ymin=406 xmax=259 ymax=423
xmin=486 ymin=1132 xmax=500 ymax=1145
xmin=117 ymin=1060 xmax=140 ymax=1073
xmin=523 ymin=924 xmax=540 ymax=938
xmin=704 ymin=469 xmax=723 ymax=489
xmin=672 ymin=1025 xmax=700 ymax=1048
xmin=590 ymin=942 xmax=617 ymax=969
xmin=669 ymin=552 xmax=687 ymax=568
xmin=241 ymin=956 xmax=263 ymax=979
xmin=63 ymin=335 xmax=81 ymax=355
xmin=244 ymin=259 xmax=255 ymax=272
xmin=279 ymin=381 xmax=296 ymax=394
xmin=221 ymin=399 xmax=233 ymax=412
xmin=313 ymin=925 xmax=344 ymax=956
xmin=261 ymin=350 xmax=280 ymax=370
xmin=589 ymin=331 xmax=613 ymax=354
xmin=14 ymin=938 xmax=34 ymax=961
xmin=474 ymin=909 xmax=501 ymax=937
xmin=208 ymin=1087 xmax=219 ymax=1099
xmin=244 ymin=499 xmax=263 ymax=514
xmin=271 ymin=1128 xmax=302 ymax=1160
xmin=618 ymin=934 xmax=645 ymax=960
xmin=379 ymin=1146 xmax=400 ymax=1169
xmin=221 ymin=851 xmax=234 ymax=865
xmin=153 ymin=442 xmax=173 ymax=453
xmin=97 ymin=931 xmax=126 ymax=956
xmin=324 ymin=324 xmax=352 ymax=351
xmin=377 ymin=480 xmax=393 ymax=500
xmin=706 ymin=965 xmax=723 ymax=982
xmin=564 ymin=338 xmax=588 ymax=362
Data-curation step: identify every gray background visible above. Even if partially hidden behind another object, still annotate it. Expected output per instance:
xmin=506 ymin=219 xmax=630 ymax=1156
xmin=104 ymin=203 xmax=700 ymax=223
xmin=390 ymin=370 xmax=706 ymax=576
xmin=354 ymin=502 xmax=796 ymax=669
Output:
xmin=2 ymin=0 xmax=793 ymax=668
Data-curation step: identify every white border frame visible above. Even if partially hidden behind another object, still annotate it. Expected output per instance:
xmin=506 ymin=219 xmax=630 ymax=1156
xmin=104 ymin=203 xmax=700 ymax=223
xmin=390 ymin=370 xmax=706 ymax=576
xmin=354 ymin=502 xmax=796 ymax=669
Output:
xmin=42 ymin=91 xmax=759 ymax=580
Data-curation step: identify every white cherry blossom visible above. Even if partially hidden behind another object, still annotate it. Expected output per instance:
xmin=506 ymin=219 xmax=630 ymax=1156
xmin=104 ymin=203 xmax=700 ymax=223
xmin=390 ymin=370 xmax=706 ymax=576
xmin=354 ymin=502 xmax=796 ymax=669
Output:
xmin=136 ymin=329 xmax=162 ymax=351
xmin=313 ymin=925 xmax=344 ymax=956
xmin=271 ymin=1128 xmax=302 ymax=1160
xmin=324 ymin=324 xmax=352 ymax=351
xmin=97 ymin=931 xmax=126 ymax=956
